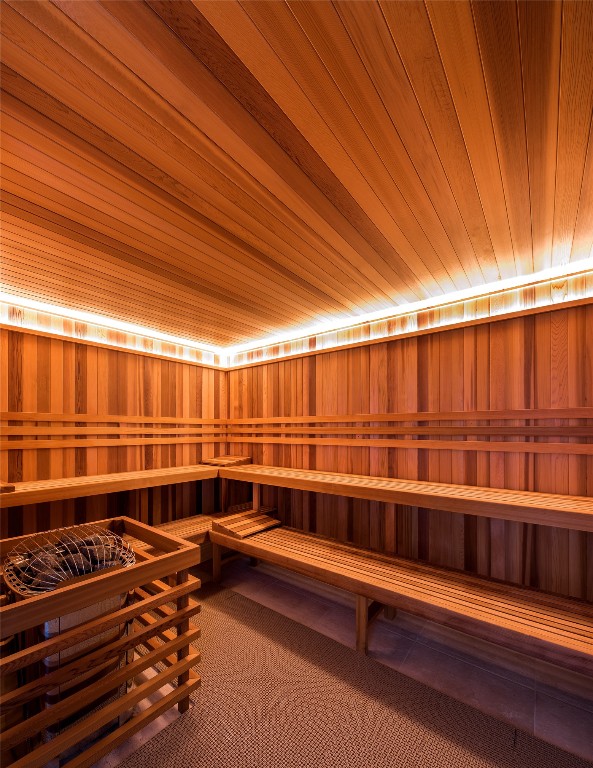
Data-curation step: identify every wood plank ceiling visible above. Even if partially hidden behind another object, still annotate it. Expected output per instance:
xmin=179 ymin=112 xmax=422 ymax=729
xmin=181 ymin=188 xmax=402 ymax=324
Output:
xmin=1 ymin=1 xmax=592 ymax=347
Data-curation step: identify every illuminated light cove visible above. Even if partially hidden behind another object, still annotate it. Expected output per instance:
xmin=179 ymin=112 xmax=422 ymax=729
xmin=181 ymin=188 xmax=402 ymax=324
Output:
xmin=1 ymin=258 xmax=592 ymax=369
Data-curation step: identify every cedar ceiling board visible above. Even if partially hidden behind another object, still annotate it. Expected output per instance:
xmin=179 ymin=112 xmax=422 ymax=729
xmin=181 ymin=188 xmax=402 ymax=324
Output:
xmin=77 ymin=0 xmax=413 ymax=306
xmin=0 ymin=117 xmax=336 ymax=318
xmin=27 ymin=3 xmax=420 ymax=310
xmin=231 ymin=0 xmax=447 ymax=294
xmin=144 ymin=0 xmax=418 ymax=303
xmin=553 ymin=1 xmax=593 ymax=264
xmin=0 ymin=25 xmax=371 ymax=319
xmin=0 ymin=158 xmax=321 ymax=326
xmin=0 ymin=6 xmax=380 ymax=313
xmin=471 ymin=0 xmax=533 ymax=273
xmin=517 ymin=0 xmax=561 ymax=273
xmin=0 ymin=0 xmax=592 ymax=348
xmin=1 ymin=201 xmax=272 ymax=340
xmin=570 ymin=116 xmax=593 ymax=261
xmin=0 ymin=68 xmax=351 ymax=321
xmin=0 ymin=193 xmax=285 ymax=342
xmin=371 ymin=3 xmax=500 ymax=285
xmin=280 ymin=1 xmax=471 ymax=292
xmin=425 ymin=0 xmax=516 ymax=279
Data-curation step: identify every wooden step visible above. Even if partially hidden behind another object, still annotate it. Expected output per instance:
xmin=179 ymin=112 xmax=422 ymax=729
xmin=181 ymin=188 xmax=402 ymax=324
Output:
xmin=200 ymin=455 xmax=252 ymax=467
xmin=211 ymin=509 xmax=281 ymax=539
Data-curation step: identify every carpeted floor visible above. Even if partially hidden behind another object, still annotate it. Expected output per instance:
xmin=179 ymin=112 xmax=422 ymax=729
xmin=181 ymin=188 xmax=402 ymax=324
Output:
xmin=118 ymin=585 xmax=591 ymax=768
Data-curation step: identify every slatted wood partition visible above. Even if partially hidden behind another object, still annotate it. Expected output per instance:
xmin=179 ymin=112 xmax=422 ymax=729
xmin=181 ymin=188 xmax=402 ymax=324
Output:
xmin=0 ymin=329 xmax=227 ymax=537
xmin=226 ymin=305 xmax=593 ymax=600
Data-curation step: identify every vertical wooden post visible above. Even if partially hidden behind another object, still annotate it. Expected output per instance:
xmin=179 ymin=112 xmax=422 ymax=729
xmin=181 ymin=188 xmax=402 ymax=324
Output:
xmin=252 ymin=482 xmax=261 ymax=512
xmin=220 ymin=477 xmax=228 ymax=514
xmin=176 ymin=568 xmax=191 ymax=713
xmin=355 ymin=594 xmax=368 ymax=654
xmin=212 ymin=543 xmax=222 ymax=583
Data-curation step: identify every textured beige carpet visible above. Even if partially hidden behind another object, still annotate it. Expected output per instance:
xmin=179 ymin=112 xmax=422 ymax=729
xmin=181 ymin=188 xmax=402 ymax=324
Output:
xmin=118 ymin=586 xmax=590 ymax=768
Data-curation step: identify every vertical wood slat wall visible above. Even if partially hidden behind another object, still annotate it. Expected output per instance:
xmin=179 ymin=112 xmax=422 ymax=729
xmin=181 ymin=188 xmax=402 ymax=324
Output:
xmin=0 ymin=328 xmax=227 ymax=538
xmin=227 ymin=304 xmax=593 ymax=601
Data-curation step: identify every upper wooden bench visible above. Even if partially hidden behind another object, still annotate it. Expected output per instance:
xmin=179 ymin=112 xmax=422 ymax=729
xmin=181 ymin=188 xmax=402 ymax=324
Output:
xmin=0 ymin=465 xmax=219 ymax=508
xmin=219 ymin=465 xmax=593 ymax=532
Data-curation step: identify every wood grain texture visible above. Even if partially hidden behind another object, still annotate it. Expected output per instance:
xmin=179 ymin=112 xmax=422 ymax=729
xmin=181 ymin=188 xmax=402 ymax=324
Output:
xmin=1 ymin=0 xmax=592 ymax=348
xmin=226 ymin=305 xmax=593 ymax=600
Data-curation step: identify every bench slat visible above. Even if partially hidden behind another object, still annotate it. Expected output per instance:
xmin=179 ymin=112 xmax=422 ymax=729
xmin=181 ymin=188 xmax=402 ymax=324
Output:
xmin=219 ymin=465 xmax=593 ymax=531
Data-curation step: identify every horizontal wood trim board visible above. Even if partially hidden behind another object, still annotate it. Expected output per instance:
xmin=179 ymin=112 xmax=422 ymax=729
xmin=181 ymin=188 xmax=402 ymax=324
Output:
xmin=4 ymin=437 xmax=588 ymax=453
xmin=1 ymin=411 xmax=227 ymax=425
xmin=4 ymin=426 xmax=591 ymax=438
xmin=220 ymin=427 xmax=593 ymax=436
xmin=225 ymin=408 xmax=593 ymax=423
xmin=2 ymin=427 xmax=228 ymax=435
xmin=226 ymin=437 xmax=593 ymax=454
xmin=4 ymin=408 xmax=591 ymax=425
xmin=1 ymin=438 xmax=225 ymax=450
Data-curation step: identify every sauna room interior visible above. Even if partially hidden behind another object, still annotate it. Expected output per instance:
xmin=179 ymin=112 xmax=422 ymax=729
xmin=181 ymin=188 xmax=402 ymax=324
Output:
xmin=0 ymin=1 xmax=592 ymax=767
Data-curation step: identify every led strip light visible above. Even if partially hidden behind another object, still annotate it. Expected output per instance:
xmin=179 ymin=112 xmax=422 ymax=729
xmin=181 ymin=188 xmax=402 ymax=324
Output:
xmin=1 ymin=257 xmax=592 ymax=368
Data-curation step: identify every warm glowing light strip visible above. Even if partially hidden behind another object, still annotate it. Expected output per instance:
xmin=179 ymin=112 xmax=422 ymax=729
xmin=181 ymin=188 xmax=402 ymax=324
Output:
xmin=225 ymin=258 xmax=593 ymax=355
xmin=0 ymin=299 xmax=222 ymax=368
xmin=1 ymin=259 xmax=592 ymax=368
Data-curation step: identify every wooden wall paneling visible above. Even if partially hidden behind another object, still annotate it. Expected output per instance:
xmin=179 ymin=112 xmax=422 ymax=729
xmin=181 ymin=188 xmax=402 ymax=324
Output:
xmin=567 ymin=306 xmax=590 ymax=598
xmin=1 ymin=330 xmax=226 ymax=535
xmin=462 ymin=325 xmax=479 ymax=574
xmin=396 ymin=338 xmax=419 ymax=562
xmin=502 ymin=318 xmax=529 ymax=587
xmin=540 ymin=309 xmax=571 ymax=595
xmin=487 ymin=318 xmax=508 ymax=582
xmin=226 ymin=306 xmax=592 ymax=600
xmin=369 ymin=343 xmax=390 ymax=553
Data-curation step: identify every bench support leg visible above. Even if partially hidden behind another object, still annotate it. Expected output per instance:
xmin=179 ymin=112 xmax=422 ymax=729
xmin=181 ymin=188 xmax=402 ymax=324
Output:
xmin=356 ymin=595 xmax=369 ymax=654
xmin=356 ymin=597 xmax=383 ymax=653
xmin=212 ymin=543 xmax=222 ymax=583
xmin=220 ymin=478 xmax=228 ymax=514
xmin=252 ymin=483 xmax=261 ymax=512
xmin=384 ymin=605 xmax=397 ymax=621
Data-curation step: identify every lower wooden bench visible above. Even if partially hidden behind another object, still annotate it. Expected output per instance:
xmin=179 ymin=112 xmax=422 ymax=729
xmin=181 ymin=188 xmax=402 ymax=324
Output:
xmin=209 ymin=525 xmax=593 ymax=676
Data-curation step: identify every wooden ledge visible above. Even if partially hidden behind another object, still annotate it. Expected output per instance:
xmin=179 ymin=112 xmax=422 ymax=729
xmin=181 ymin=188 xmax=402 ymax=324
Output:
xmin=0 ymin=465 xmax=219 ymax=508
xmin=219 ymin=465 xmax=593 ymax=532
